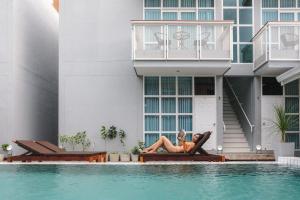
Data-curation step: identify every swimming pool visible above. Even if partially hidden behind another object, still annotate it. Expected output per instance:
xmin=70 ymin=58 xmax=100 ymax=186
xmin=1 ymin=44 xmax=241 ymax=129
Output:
xmin=0 ymin=164 xmax=299 ymax=200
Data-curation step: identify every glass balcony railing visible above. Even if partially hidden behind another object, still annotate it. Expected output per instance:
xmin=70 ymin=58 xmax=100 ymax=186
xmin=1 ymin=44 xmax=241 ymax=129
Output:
xmin=253 ymin=22 xmax=300 ymax=70
xmin=132 ymin=21 xmax=233 ymax=61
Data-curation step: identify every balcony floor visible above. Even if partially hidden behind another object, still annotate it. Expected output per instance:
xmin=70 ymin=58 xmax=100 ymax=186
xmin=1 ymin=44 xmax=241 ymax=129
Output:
xmin=134 ymin=60 xmax=231 ymax=76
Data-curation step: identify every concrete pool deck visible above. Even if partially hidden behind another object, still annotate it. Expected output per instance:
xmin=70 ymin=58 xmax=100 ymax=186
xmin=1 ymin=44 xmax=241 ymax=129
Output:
xmin=0 ymin=157 xmax=299 ymax=166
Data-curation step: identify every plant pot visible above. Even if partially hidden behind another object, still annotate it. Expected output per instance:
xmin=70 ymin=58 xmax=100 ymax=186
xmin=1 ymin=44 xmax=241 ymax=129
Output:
xmin=109 ymin=153 xmax=120 ymax=162
xmin=120 ymin=153 xmax=130 ymax=162
xmin=274 ymin=142 xmax=295 ymax=159
xmin=131 ymin=154 xmax=139 ymax=162
xmin=0 ymin=154 xmax=4 ymax=162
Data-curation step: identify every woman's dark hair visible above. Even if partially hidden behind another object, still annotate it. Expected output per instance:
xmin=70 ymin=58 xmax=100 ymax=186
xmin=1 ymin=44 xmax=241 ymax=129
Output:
xmin=193 ymin=133 xmax=204 ymax=143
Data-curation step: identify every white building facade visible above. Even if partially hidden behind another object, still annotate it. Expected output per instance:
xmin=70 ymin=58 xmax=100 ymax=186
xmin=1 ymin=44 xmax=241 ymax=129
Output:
xmin=59 ymin=0 xmax=300 ymax=155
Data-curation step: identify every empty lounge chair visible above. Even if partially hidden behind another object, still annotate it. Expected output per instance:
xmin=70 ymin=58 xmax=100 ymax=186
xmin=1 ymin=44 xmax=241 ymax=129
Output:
xmin=7 ymin=140 xmax=106 ymax=162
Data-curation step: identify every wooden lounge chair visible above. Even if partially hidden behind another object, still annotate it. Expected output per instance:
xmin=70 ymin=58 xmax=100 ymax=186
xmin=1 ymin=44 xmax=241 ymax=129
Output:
xmin=7 ymin=140 xmax=107 ymax=162
xmin=139 ymin=132 xmax=225 ymax=162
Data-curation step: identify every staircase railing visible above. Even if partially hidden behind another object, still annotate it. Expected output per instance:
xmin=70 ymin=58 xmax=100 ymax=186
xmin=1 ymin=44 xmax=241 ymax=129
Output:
xmin=224 ymin=77 xmax=255 ymax=150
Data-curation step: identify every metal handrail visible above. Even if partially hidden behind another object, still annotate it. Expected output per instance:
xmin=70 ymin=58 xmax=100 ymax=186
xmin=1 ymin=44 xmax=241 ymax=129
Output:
xmin=224 ymin=77 xmax=255 ymax=133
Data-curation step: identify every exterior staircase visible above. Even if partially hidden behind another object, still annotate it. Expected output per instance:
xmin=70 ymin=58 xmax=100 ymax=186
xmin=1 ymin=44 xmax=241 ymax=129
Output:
xmin=223 ymin=91 xmax=251 ymax=153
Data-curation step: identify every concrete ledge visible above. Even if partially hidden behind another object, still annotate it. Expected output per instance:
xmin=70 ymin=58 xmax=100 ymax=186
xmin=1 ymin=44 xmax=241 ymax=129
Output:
xmin=278 ymin=157 xmax=300 ymax=167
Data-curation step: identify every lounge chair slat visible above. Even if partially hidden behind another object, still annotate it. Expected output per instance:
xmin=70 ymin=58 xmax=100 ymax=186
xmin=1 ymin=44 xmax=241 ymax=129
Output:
xmin=36 ymin=141 xmax=65 ymax=153
xmin=15 ymin=140 xmax=55 ymax=154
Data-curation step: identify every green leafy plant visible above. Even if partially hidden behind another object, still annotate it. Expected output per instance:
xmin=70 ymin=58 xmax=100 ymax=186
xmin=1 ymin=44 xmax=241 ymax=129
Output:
xmin=118 ymin=129 xmax=126 ymax=147
xmin=1 ymin=144 xmax=9 ymax=152
xmin=131 ymin=146 xmax=140 ymax=155
xmin=100 ymin=126 xmax=108 ymax=151
xmin=59 ymin=135 xmax=69 ymax=149
xmin=68 ymin=135 xmax=77 ymax=151
xmin=107 ymin=126 xmax=118 ymax=140
xmin=272 ymin=105 xmax=293 ymax=142
xmin=138 ymin=141 xmax=145 ymax=150
xmin=74 ymin=131 xmax=91 ymax=151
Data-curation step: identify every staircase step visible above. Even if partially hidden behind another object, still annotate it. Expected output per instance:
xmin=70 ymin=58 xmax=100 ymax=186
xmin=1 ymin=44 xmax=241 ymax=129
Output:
xmin=224 ymin=121 xmax=240 ymax=125
xmin=224 ymin=129 xmax=244 ymax=134
xmin=225 ymin=125 xmax=241 ymax=129
xmin=223 ymin=147 xmax=251 ymax=153
xmin=224 ymin=133 xmax=246 ymax=138
xmin=223 ymin=142 xmax=250 ymax=148
xmin=223 ymin=138 xmax=248 ymax=143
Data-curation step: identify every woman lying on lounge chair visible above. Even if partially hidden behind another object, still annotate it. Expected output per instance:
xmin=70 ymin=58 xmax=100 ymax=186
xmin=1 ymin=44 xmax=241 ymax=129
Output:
xmin=142 ymin=131 xmax=202 ymax=153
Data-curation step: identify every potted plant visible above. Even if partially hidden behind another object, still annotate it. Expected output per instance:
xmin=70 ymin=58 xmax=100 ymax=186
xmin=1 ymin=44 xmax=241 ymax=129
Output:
xmin=101 ymin=125 xmax=119 ymax=161
xmin=131 ymin=146 xmax=140 ymax=162
xmin=119 ymin=129 xmax=130 ymax=162
xmin=272 ymin=106 xmax=295 ymax=158
xmin=59 ymin=135 xmax=69 ymax=150
xmin=75 ymin=131 xmax=91 ymax=151
xmin=68 ymin=135 xmax=77 ymax=151
xmin=131 ymin=141 xmax=145 ymax=162
xmin=0 ymin=144 xmax=9 ymax=161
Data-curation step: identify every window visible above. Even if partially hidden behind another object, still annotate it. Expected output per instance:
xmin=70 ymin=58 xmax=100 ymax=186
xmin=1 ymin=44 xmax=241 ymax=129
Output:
xmin=194 ymin=77 xmax=215 ymax=95
xmin=223 ymin=0 xmax=253 ymax=63
xmin=284 ymin=80 xmax=300 ymax=150
xmin=144 ymin=0 xmax=215 ymax=21
xmin=262 ymin=77 xmax=283 ymax=95
xmin=144 ymin=76 xmax=193 ymax=147
xmin=262 ymin=0 xmax=300 ymax=25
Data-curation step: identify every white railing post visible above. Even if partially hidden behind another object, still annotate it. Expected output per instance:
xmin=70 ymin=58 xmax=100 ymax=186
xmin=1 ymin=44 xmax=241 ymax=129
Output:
xmin=199 ymin=25 xmax=202 ymax=60
xmin=165 ymin=24 xmax=168 ymax=60
xmin=268 ymin=24 xmax=272 ymax=61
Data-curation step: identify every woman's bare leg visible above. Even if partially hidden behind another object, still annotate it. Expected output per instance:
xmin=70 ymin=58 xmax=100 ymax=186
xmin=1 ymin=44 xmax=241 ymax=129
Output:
xmin=142 ymin=137 xmax=164 ymax=152
xmin=149 ymin=136 xmax=182 ymax=153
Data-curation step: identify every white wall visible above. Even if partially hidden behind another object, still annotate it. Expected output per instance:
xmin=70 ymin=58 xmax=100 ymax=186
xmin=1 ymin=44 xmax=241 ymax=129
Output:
xmin=194 ymin=96 xmax=217 ymax=150
xmin=261 ymin=96 xmax=284 ymax=150
xmin=12 ymin=0 xmax=58 ymax=145
xmin=0 ymin=0 xmax=58 ymax=152
xmin=0 ymin=0 xmax=13 ymax=145
xmin=59 ymin=0 xmax=143 ymax=151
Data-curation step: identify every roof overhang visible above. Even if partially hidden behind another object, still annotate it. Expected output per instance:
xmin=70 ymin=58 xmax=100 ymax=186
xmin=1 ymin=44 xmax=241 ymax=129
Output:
xmin=277 ymin=67 xmax=300 ymax=85
xmin=253 ymin=61 xmax=296 ymax=76
xmin=134 ymin=60 xmax=231 ymax=76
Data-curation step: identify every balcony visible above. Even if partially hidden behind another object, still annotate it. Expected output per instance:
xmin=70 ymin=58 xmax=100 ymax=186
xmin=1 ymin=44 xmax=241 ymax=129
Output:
xmin=131 ymin=20 xmax=233 ymax=76
xmin=253 ymin=22 xmax=300 ymax=75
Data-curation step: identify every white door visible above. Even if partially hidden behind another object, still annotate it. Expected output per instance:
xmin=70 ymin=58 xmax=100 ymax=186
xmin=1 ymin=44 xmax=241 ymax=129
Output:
xmin=194 ymin=96 xmax=217 ymax=150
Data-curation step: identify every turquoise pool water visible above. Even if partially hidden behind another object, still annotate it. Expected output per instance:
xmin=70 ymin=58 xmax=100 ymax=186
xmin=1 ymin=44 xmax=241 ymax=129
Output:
xmin=0 ymin=164 xmax=300 ymax=200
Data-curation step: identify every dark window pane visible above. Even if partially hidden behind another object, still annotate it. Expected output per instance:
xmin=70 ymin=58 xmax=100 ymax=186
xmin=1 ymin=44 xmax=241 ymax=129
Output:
xmin=162 ymin=98 xmax=176 ymax=113
xmin=145 ymin=77 xmax=159 ymax=95
xmin=239 ymin=27 xmax=252 ymax=42
xmin=161 ymin=77 xmax=176 ymax=95
xmin=280 ymin=0 xmax=296 ymax=8
xmin=145 ymin=9 xmax=161 ymax=20
xmin=285 ymin=80 xmax=299 ymax=95
xmin=224 ymin=9 xmax=237 ymax=24
xmin=286 ymin=97 xmax=299 ymax=113
xmin=223 ymin=0 xmax=237 ymax=6
xmin=239 ymin=9 xmax=252 ymax=24
xmin=239 ymin=0 xmax=252 ymax=6
xmin=233 ymin=44 xmax=237 ymax=63
xmin=286 ymin=133 xmax=299 ymax=149
xmin=194 ymin=77 xmax=215 ymax=95
xmin=240 ymin=44 xmax=253 ymax=63
xmin=181 ymin=0 xmax=196 ymax=7
xmin=145 ymin=98 xmax=160 ymax=113
xmin=163 ymin=0 xmax=178 ymax=7
xmin=287 ymin=115 xmax=299 ymax=131
xmin=178 ymin=115 xmax=193 ymax=131
xmin=178 ymin=98 xmax=192 ymax=113
xmin=233 ymin=27 xmax=237 ymax=42
xmin=162 ymin=116 xmax=176 ymax=131
xmin=262 ymin=0 xmax=278 ymax=8
xmin=262 ymin=77 xmax=283 ymax=95
xmin=145 ymin=0 xmax=161 ymax=7
xmin=145 ymin=133 xmax=160 ymax=147
xmin=178 ymin=77 xmax=192 ymax=95
xmin=199 ymin=0 xmax=214 ymax=7
xmin=145 ymin=115 xmax=159 ymax=131
xmin=262 ymin=10 xmax=278 ymax=24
